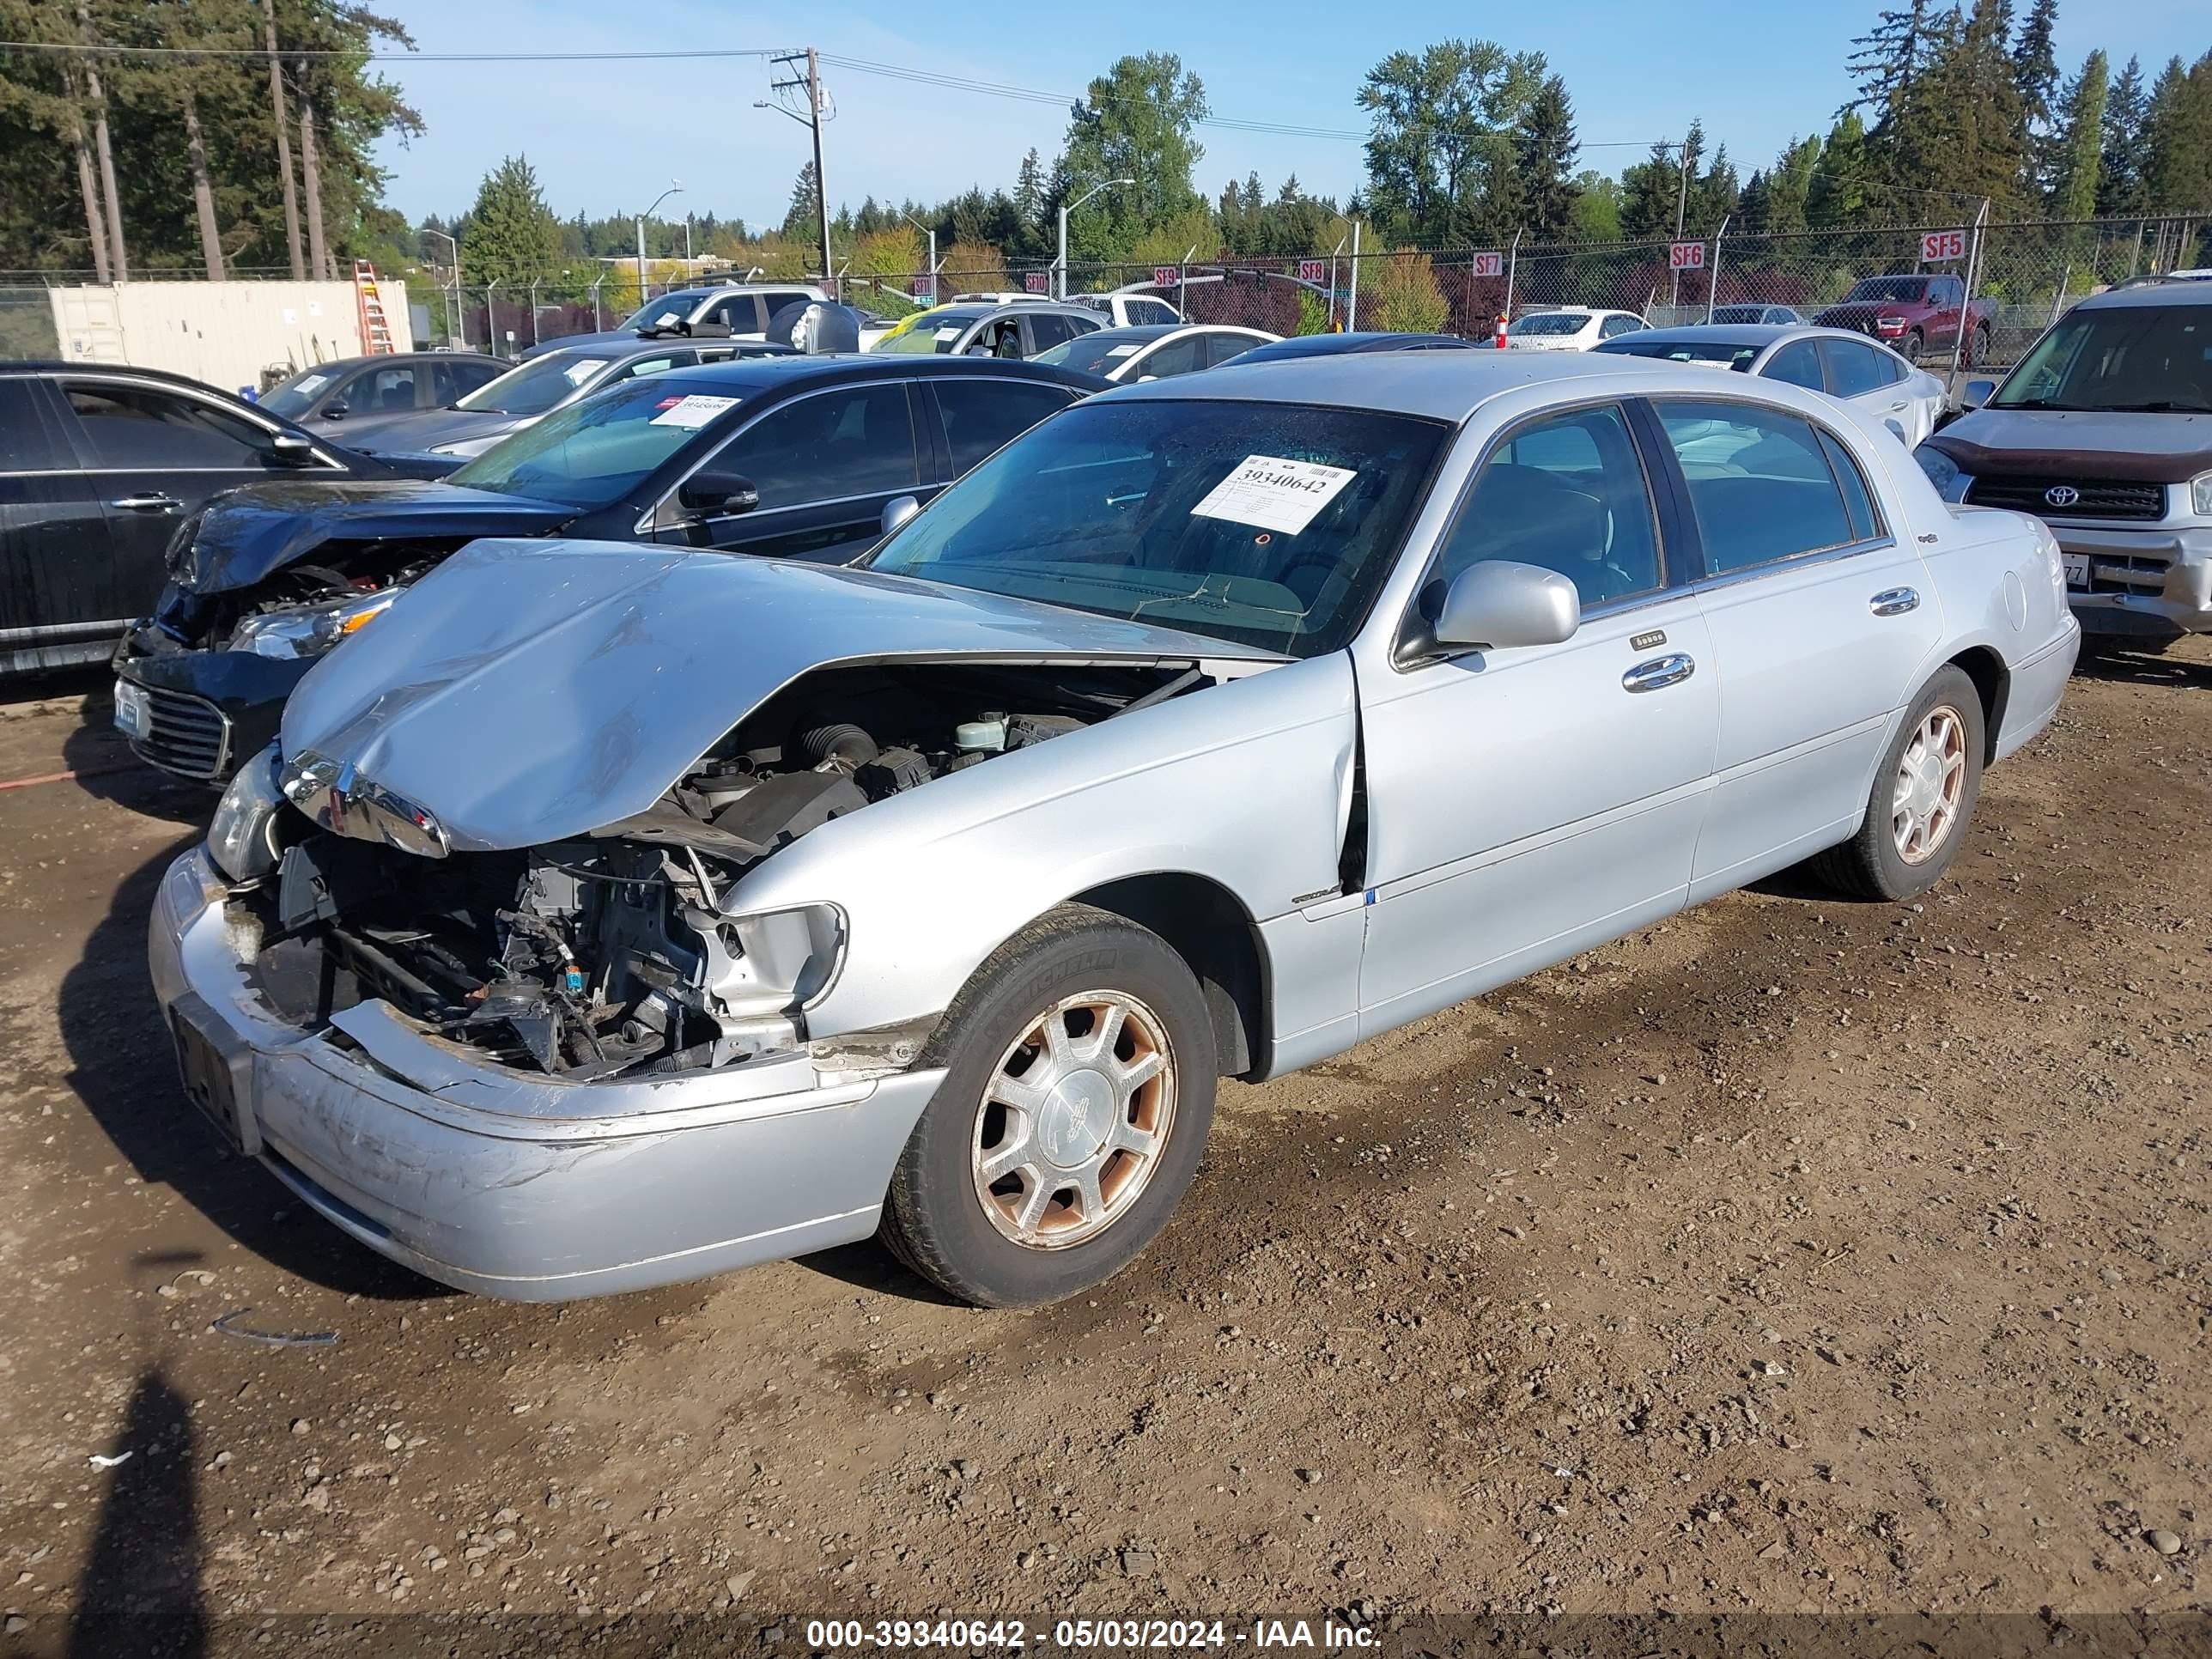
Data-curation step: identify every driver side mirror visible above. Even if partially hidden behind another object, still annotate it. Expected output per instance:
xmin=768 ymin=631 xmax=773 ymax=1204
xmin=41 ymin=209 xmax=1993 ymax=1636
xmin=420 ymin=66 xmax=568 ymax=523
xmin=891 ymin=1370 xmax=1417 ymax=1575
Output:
xmin=678 ymin=469 xmax=759 ymax=515
xmin=1959 ymin=378 xmax=1996 ymax=410
xmin=880 ymin=495 xmax=920 ymax=537
xmin=265 ymin=431 xmax=318 ymax=467
xmin=321 ymin=398 xmax=349 ymax=420
xmin=1424 ymin=562 xmax=1581 ymax=654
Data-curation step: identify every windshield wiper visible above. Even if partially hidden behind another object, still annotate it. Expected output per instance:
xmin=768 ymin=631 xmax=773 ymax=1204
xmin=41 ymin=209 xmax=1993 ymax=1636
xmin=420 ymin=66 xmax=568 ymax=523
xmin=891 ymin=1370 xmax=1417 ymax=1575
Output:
xmin=1993 ymin=398 xmax=2089 ymax=411
xmin=2098 ymin=400 xmax=2211 ymax=413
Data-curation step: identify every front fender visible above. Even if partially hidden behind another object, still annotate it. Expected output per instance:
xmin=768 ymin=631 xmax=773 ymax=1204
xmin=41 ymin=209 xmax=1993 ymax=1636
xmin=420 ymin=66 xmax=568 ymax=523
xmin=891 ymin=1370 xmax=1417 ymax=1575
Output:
xmin=725 ymin=653 xmax=1360 ymax=1037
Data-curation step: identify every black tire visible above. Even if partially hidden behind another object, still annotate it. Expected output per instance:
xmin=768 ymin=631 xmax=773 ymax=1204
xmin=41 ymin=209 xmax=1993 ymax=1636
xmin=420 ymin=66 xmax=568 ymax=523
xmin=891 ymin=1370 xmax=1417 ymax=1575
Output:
xmin=1900 ymin=328 xmax=1924 ymax=364
xmin=879 ymin=903 xmax=1217 ymax=1307
xmin=1970 ymin=322 xmax=1990 ymax=368
xmin=1810 ymin=665 xmax=1985 ymax=902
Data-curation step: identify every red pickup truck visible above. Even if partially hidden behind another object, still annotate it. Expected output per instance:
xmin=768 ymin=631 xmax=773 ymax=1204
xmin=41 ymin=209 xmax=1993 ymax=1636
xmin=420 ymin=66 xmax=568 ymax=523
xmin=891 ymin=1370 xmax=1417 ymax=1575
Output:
xmin=1814 ymin=273 xmax=1995 ymax=366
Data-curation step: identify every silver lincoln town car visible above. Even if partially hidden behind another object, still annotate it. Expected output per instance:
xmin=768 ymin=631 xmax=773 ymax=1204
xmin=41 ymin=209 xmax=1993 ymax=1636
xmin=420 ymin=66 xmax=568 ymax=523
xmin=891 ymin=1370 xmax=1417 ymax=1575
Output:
xmin=150 ymin=352 xmax=2080 ymax=1307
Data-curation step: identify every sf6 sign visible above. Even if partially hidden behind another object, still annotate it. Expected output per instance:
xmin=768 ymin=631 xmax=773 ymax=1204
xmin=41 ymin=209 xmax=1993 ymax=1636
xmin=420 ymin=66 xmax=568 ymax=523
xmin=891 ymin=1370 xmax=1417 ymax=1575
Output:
xmin=1471 ymin=250 xmax=1504 ymax=277
xmin=1669 ymin=240 xmax=1705 ymax=270
xmin=1922 ymin=228 xmax=1968 ymax=263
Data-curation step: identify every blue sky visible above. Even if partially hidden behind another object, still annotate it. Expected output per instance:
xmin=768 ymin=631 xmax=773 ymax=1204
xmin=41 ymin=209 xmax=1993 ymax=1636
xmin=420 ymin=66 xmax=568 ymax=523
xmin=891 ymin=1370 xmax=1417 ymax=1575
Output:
xmin=368 ymin=0 xmax=2205 ymax=230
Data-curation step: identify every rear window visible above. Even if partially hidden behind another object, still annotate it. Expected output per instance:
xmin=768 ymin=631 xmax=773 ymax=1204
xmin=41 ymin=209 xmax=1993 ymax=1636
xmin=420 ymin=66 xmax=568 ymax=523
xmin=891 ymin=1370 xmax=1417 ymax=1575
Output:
xmin=1595 ymin=337 xmax=1757 ymax=370
xmin=1509 ymin=313 xmax=1590 ymax=337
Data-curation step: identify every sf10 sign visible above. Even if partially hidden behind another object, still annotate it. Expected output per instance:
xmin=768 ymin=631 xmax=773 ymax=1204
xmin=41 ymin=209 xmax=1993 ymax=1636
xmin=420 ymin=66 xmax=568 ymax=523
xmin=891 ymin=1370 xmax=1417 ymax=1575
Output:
xmin=1153 ymin=266 xmax=1181 ymax=289
xmin=1921 ymin=228 xmax=1968 ymax=263
xmin=1471 ymin=250 xmax=1504 ymax=277
xmin=1297 ymin=258 xmax=1327 ymax=284
xmin=1023 ymin=270 xmax=1049 ymax=294
xmin=1669 ymin=240 xmax=1706 ymax=270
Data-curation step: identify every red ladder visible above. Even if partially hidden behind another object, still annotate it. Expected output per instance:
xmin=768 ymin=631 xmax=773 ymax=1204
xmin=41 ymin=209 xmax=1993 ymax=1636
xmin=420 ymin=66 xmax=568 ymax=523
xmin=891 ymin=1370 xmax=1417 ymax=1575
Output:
xmin=353 ymin=260 xmax=395 ymax=354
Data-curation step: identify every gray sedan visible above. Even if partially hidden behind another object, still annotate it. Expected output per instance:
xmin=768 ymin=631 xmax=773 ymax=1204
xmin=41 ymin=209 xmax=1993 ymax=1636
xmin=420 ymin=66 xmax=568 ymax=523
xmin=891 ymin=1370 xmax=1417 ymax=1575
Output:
xmin=1596 ymin=324 xmax=1948 ymax=446
xmin=151 ymin=353 xmax=2077 ymax=1308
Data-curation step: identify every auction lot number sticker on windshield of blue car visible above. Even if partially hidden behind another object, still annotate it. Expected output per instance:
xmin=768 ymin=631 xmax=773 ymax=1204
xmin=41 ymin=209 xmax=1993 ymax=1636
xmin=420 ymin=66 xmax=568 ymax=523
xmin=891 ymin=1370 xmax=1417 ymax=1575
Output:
xmin=649 ymin=394 xmax=742 ymax=428
xmin=1190 ymin=454 xmax=1357 ymax=536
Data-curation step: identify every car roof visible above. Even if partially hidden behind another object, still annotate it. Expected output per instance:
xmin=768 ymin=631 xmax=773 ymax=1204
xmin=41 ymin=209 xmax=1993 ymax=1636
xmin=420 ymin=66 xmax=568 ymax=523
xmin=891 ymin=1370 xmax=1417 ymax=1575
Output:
xmin=543 ymin=336 xmax=793 ymax=362
xmin=608 ymin=353 xmax=1107 ymax=396
xmin=1603 ymin=323 xmax=1897 ymax=349
xmin=1075 ymin=325 xmax=1182 ymax=346
xmin=2077 ymin=278 xmax=2212 ymax=310
xmin=1109 ymin=349 xmax=1686 ymax=422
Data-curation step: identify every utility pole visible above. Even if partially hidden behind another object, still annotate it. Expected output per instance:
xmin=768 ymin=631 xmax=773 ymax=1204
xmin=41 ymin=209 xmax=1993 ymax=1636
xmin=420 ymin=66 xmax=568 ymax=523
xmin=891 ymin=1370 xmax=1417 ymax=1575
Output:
xmin=261 ymin=0 xmax=305 ymax=278
xmin=769 ymin=50 xmax=835 ymax=295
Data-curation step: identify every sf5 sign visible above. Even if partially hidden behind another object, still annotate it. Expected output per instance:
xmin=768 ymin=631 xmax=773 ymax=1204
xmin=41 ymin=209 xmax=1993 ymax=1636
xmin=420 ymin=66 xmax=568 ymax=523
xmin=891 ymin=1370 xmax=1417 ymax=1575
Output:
xmin=1921 ymin=228 xmax=1968 ymax=263
xmin=1669 ymin=241 xmax=1705 ymax=270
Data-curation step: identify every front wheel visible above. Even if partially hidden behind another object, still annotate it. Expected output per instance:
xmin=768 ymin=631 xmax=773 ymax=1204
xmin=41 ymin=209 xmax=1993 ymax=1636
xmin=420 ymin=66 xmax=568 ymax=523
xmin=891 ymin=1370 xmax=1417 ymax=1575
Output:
xmin=1809 ymin=665 xmax=1985 ymax=902
xmin=879 ymin=904 xmax=1217 ymax=1307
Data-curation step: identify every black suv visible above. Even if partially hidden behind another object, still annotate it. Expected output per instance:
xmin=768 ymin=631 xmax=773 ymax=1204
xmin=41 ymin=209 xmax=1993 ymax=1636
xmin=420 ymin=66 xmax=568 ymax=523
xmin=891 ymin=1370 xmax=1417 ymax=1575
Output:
xmin=0 ymin=362 xmax=384 ymax=677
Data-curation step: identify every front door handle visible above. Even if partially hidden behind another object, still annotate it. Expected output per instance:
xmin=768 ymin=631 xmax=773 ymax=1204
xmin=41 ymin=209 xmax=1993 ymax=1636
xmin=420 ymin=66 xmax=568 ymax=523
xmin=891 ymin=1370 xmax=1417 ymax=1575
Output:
xmin=1869 ymin=586 xmax=1920 ymax=616
xmin=109 ymin=493 xmax=181 ymax=513
xmin=1622 ymin=653 xmax=1695 ymax=693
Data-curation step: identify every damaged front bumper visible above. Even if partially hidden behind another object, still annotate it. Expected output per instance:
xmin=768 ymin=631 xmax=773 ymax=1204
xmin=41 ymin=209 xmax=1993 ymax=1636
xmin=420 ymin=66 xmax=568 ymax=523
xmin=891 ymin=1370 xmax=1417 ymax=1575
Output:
xmin=2051 ymin=522 xmax=2212 ymax=639
xmin=112 ymin=632 xmax=310 ymax=785
xmin=148 ymin=846 xmax=945 ymax=1300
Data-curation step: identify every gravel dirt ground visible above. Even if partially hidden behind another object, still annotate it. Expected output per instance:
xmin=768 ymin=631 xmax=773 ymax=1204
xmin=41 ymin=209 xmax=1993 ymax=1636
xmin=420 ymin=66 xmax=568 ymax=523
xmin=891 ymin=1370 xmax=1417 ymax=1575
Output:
xmin=0 ymin=646 xmax=2205 ymax=1656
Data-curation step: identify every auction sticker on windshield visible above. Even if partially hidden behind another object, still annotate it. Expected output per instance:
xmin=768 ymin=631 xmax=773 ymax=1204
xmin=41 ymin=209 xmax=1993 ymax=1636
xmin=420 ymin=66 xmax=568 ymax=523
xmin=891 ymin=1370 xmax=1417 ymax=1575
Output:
xmin=1190 ymin=454 xmax=1358 ymax=536
xmin=648 ymin=394 xmax=742 ymax=428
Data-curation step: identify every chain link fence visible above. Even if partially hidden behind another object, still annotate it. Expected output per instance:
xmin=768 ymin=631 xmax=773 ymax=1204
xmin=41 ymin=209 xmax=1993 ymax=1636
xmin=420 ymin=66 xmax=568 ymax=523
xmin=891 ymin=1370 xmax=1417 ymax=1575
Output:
xmin=3 ymin=215 xmax=2203 ymax=369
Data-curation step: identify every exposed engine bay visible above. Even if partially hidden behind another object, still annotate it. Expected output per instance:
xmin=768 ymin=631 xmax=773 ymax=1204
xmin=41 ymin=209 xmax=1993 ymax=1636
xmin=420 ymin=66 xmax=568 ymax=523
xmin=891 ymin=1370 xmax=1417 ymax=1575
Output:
xmin=143 ymin=538 xmax=470 ymax=657
xmin=246 ymin=660 xmax=1210 ymax=1079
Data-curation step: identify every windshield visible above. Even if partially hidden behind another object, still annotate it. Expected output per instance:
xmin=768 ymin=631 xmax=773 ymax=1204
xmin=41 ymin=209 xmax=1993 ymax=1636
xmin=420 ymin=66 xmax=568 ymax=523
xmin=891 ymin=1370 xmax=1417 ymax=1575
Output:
xmin=455 ymin=352 xmax=610 ymax=416
xmin=1843 ymin=277 xmax=1926 ymax=304
xmin=1510 ymin=313 xmax=1590 ymax=337
xmin=259 ymin=368 xmax=339 ymax=418
xmin=1993 ymin=303 xmax=2212 ymax=412
xmin=443 ymin=377 xmax=739 ymax=508
xmin=1595 ymin=337 xmax=1758 ymax=370
xmin=617 ymin=295 xmax=699 ymax=332
xmin=864 ymin=398 xmax=1449 ymax=656
xmin=874 ymin=310 xmax=981 ymax=355
xmin=1035 ymin=333 xmax=1152 ymax=374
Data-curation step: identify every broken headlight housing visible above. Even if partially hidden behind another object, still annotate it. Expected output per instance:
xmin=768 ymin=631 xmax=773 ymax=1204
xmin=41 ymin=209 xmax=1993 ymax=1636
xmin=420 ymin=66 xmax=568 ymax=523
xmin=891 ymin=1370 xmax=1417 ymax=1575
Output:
xmin=708 ymin=902 xmax=848 ymax=1018
xmin=207 ymin=742 xmax=286 ymax=884
xmin=230 ymin=589 xmax=398 ymax=661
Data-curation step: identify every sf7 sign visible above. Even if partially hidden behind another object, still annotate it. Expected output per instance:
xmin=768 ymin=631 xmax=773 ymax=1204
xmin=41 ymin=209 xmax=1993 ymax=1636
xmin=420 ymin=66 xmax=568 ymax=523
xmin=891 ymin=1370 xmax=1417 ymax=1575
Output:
xmin=1471 ymin=251 xmax=1504 ymax=277
xmin=1669 ymin=241 xmax=1705 ymax=270
xmin=1922 ymin=228 xmax=1968 ymax=263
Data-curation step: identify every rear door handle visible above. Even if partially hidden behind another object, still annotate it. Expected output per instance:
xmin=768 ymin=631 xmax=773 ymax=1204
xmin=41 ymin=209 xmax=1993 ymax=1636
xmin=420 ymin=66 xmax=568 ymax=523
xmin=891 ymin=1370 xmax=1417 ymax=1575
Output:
xmin=109 ymin=493 xmax=181 ymax=513
xmin=1622 ymin=653 xmax=1695 ymax=693
xmin=1870 ymin=586 xmax=1920 ymax=616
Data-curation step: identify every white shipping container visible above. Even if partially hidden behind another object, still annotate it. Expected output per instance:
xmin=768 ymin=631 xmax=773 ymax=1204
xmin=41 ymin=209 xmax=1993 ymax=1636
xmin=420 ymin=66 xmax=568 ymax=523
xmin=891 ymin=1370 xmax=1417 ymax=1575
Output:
xmin=46 ymin=278 xmax=414 ymax=396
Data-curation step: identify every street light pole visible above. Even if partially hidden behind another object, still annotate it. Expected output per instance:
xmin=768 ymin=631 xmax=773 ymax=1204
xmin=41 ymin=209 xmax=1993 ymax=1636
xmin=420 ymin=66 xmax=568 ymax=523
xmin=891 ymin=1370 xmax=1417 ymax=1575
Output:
xmin=637 ymin=180 xmax=682 ymax=313
xmin=900 ymin=210 xmax=937 ymax=307
xmin=1056 ymin=177 xmax=1133 ymax=300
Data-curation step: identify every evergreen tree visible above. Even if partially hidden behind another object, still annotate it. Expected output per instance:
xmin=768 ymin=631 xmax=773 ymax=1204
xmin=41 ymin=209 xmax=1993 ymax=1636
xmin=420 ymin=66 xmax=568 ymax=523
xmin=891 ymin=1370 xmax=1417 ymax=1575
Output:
xmin=2097 ymin=55 xmax=2148 ymax=213
xmin=781 ymin=161 xmax=818 ymax=243
xmin=1061 ymin=52 xmax=1209 ymax=259
xmin=1806 ymin=111 xmax=1869 ymax=227
xmin=1845 ymin=0 xmax=1937 ymax=124
xmin=1515 ymin=74 xmax=1582 ymax=240
xmin=460 ymin=155 xmax=560 ymax=284
xmin=2046 ymin=50 xmax=2107 ymax=218
xmin=2142 ymin=52 xmax=2212 ymax=215
xmin=1759 ymin=134 xmax=1821 ymax=233
xmin=1012 ymin=148 xmax=1045 ymax=250
xmin=2011 ymin=0 xmax=2059 ymax=131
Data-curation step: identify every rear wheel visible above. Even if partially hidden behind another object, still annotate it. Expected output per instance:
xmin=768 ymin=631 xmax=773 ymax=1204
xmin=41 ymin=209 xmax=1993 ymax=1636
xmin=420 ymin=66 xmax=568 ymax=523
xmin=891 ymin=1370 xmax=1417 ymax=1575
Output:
xmin=1899 ymin=328 xmax=1924 ymax=364
xmin=1810 ymin=665 xmax=1984 ymax=902
xmin=1970 ymin=321 xmax=1990 ymax=367
xmin=879 ymin=904 xmax=1217 ymax=1307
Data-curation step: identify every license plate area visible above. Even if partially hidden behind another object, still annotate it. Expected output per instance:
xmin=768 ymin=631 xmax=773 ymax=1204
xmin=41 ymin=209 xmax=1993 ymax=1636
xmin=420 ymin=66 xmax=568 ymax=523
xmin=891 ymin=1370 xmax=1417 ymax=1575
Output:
xmin=2060 ymin=553 xmax=2090 ymax=588
xmin=170 ymin=993 xmax=259 ymax=1157
xmin=113 ymin=678 xmax=149 ymax=739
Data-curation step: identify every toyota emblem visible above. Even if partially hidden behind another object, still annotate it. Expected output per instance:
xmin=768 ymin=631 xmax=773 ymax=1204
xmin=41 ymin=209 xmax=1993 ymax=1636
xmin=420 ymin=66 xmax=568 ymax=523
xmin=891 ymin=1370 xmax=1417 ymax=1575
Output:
xmin=2045 ymin=484 xmax=2081 ymax=507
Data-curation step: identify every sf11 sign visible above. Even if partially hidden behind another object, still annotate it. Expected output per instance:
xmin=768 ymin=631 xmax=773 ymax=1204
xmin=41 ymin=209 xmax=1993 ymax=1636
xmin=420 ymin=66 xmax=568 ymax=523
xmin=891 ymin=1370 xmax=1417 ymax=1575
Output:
xmin=1154 ymin=266 xmax=1181 ymax=289
xmin=1297 ymin=259 xmax=1326 ymax=285
xmin=1023 ymin=270 xmax=1048 ymax=294
xmin=1471 ymin=251 xmax=1504 ymax=277
xmin=1921 ymin=228 xmax=1968 ymax=263
xmin=1669 ymin=241 xmax=1706 ymax=270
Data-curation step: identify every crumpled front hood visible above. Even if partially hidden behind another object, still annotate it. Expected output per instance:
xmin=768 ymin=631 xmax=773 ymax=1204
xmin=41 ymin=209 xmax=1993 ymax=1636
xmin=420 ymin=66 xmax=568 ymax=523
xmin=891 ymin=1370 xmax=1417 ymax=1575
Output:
xmin=177 ymin=480 xmax=578 ymax=592
xmin=1927 ymin=407 xmax=2212 ymax=483
xmin=280 ymin=539 xmax=1281 ymax=853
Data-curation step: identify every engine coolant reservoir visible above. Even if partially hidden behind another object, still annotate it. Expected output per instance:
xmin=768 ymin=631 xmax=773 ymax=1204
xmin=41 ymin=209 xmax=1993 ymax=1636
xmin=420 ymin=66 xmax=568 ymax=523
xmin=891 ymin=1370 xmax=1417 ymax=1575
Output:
xmin=954 ymin=720 xmax=1006 ymax=753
